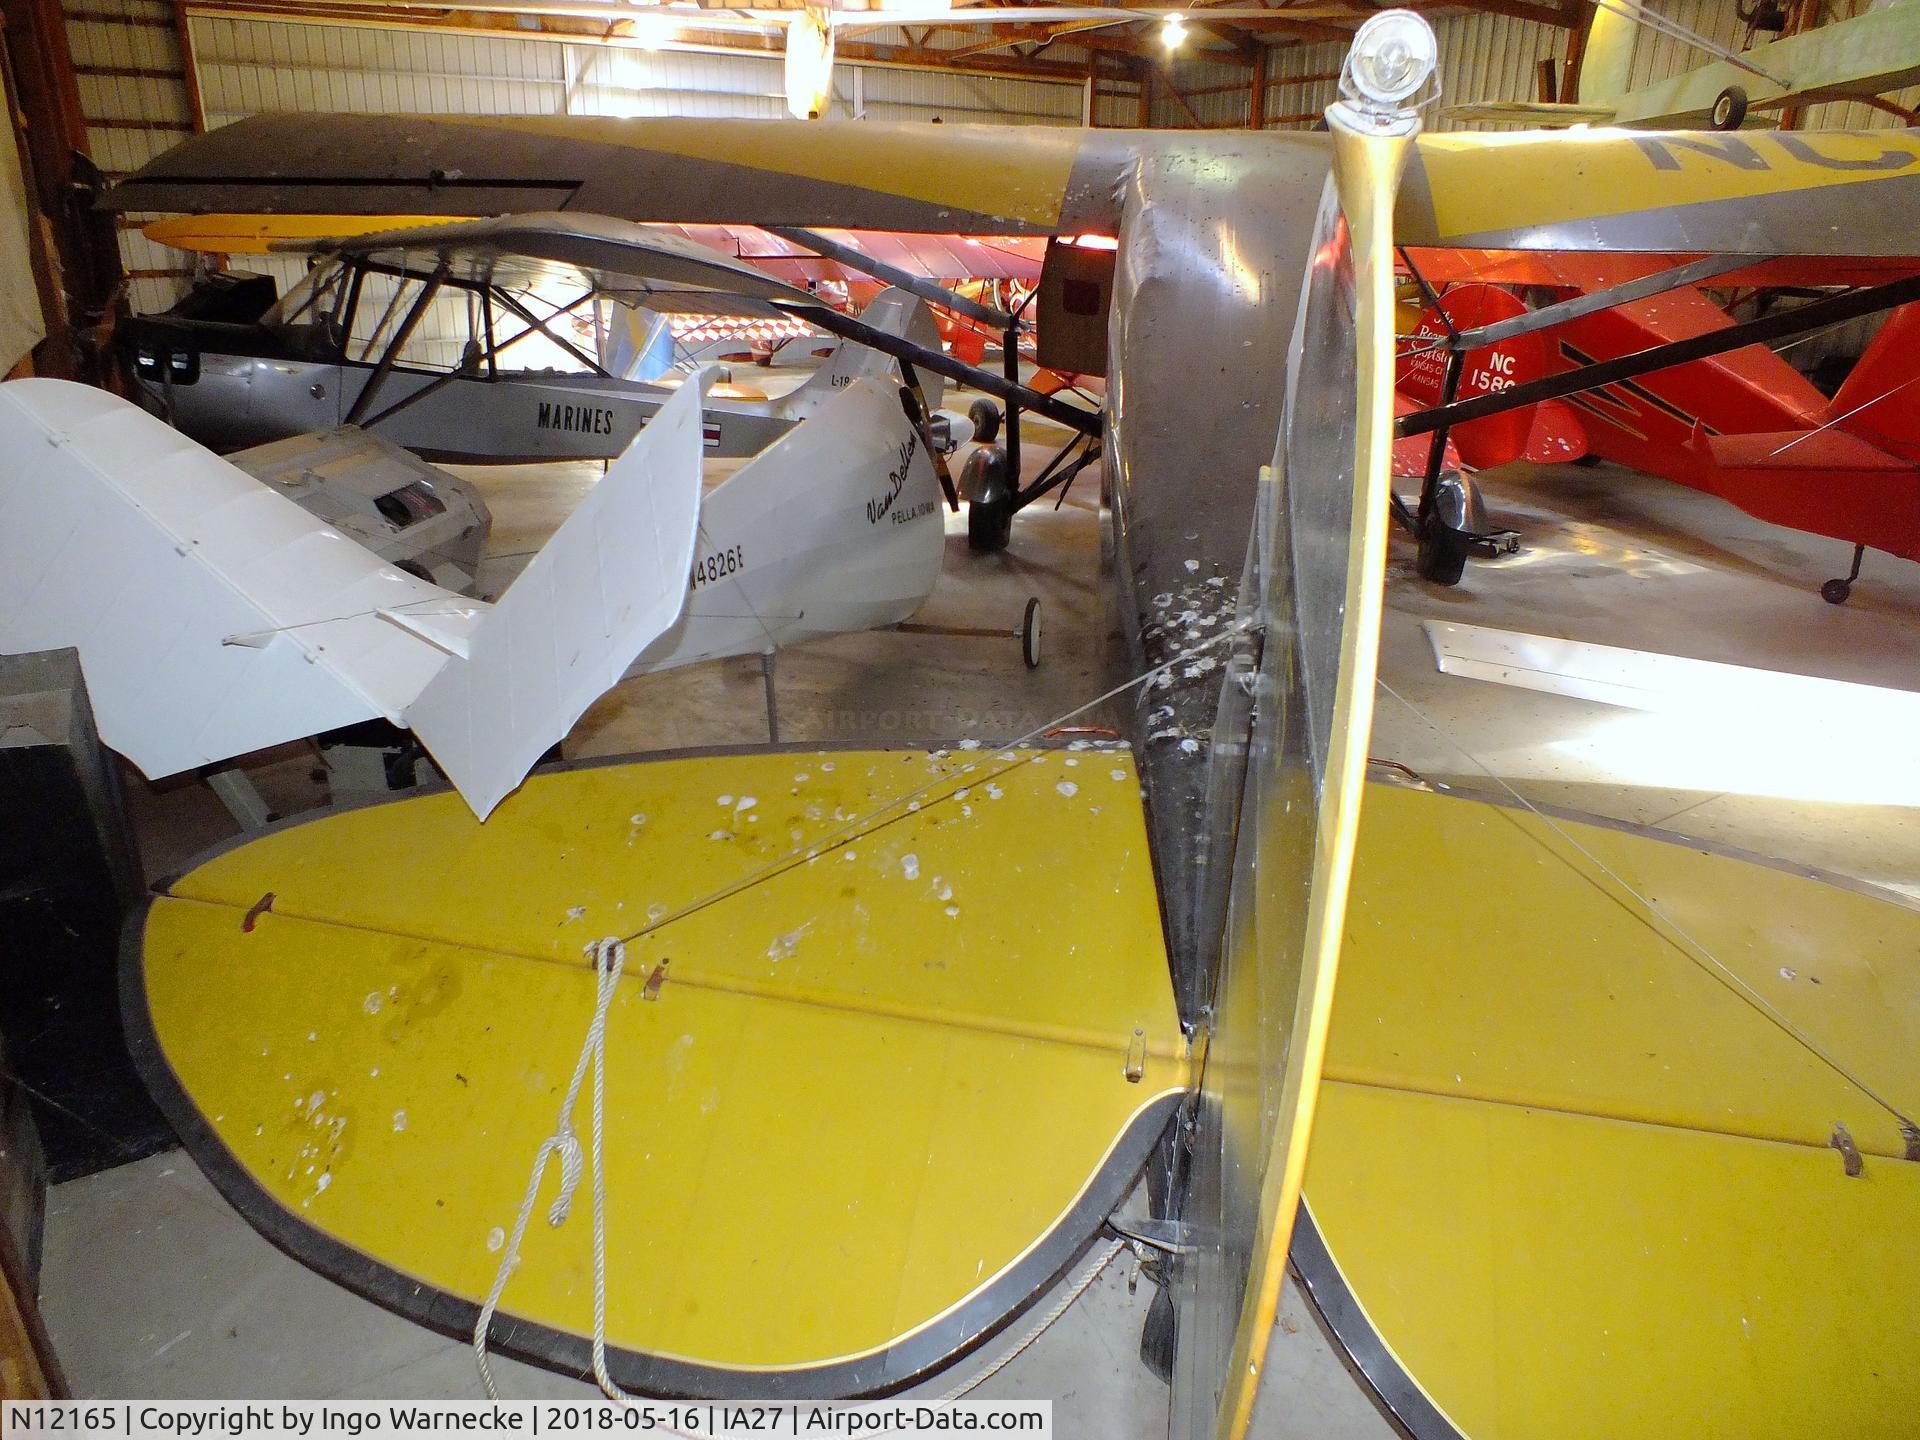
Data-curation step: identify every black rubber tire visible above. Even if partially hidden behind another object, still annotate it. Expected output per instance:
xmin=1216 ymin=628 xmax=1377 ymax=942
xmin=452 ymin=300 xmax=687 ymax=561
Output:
xmin=968 ymin=493 xmax=1014 ymax=553
xmin=1139 ymin=1284 xmax=1175 ymax=1385
xmin=1020 ymin=596 xmax=1043 ymax=669
xmin=1415 ymin=516 xmax=1470 ymax=586
xmin=1711 ymin=85 xmax=1748 ymax=131
xmin=1821 ymin=578 xmax=1852 ymax=605
xmin=963 ymin=443 xmax=1015 ymax=553
xmin=968 ymin=396 xmax=1002 ymax=446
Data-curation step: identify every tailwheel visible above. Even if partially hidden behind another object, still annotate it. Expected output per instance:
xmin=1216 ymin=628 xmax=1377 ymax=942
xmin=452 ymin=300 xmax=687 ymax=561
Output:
xmin=1710 ymin=85 xmax=1749 ymax=131
xmin=1822 ymin=543 xmax=1866 ymax=605
xmin=1021 ymin=596 xmax=1043 ymax=669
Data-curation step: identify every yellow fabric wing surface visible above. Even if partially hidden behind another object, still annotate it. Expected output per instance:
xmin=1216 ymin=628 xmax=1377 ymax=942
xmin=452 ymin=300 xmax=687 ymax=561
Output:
xmin=136 ymin=750 xmax=1186 ymax=1384
xmin=1305 ymin=782 xmax=1920 ymax=1438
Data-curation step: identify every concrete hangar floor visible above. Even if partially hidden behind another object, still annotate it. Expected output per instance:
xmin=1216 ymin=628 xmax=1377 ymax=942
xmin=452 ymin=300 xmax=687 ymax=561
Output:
xmin=38 ymin=385 xmax=1920 ymax=1437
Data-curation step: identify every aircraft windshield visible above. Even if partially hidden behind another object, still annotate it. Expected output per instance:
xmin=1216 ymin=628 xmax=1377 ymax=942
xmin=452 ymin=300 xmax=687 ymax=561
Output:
xmin=262 ymin=255 xmax=603 ymax=377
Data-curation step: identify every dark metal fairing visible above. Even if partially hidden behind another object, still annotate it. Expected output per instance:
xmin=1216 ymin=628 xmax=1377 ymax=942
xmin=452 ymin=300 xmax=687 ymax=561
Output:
xmin=1103 ymin=132 xmax=1333 ymax=1015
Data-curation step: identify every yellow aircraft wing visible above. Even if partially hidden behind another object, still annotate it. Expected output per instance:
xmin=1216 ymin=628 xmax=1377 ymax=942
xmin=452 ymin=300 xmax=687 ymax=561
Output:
xmin=109 ymin=115 xmax=1920 ymax=263
xmin=99 ymin=105 xmax=1920 ymax=1440
xmin=142 ymin=213 xmax=460 ymax=254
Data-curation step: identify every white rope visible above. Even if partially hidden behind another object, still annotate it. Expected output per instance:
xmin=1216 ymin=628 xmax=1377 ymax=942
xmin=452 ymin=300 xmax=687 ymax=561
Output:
xmin=474 ymin=944 xmax=1126 ymax=1414
xmin=474 ymin=937 xmax=653 ymax=1409
xmin=472 ymin=627 xmax=1248 ymax=1407
xmin=932 ymin=1239 xmax=1131 ymax=1405
xmin=585 ymin=941 xmax=646 ymax=1407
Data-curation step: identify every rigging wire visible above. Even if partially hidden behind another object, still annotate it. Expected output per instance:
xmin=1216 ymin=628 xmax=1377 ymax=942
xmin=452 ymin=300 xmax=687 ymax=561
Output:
xmin=472 ymin=625 xmax=1251 ymax=1407
xmin=1591 ymin=0 xmax=1787 ymax=84
xmin=1375 ymin=677 xmax=1919 ymax=1142
xmin=610 ymin=621 xmax=1252 ymax=950
xmin=1765 ymin=367 xmax=1920 ymax=457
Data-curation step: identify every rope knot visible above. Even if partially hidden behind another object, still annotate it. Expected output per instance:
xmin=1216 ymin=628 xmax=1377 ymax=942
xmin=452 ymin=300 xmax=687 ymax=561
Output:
xmin=545 ymin=1131 xmax=584 ymax=1227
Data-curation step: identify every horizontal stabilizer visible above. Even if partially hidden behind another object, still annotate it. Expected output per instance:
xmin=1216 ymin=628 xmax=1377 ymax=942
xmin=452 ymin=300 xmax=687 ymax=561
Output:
xmin=0 ymin=380 xmax=462 ymax=777
xmin=1426 ymin=619 xmax=1920 ymax=731
xmin=377 ymin=601 xmax=488 ymax=659
xmin=404 ymin=376 xmax=707 ymax=818
xmin=776 ymin=288 xmax=944 ymax=421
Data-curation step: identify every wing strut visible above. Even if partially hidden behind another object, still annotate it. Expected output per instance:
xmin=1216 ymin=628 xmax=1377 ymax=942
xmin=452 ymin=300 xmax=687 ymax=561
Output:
xmin=766 ymin=226 xmax=1014 ymax=332
xmin=781 ymin=300 xmax=1099 ymax=438
xmin=1399 ymin=266 xmax=1920 ymax=438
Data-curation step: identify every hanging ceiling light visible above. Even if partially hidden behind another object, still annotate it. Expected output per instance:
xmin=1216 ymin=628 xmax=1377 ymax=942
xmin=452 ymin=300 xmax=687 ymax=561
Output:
xmin=1160 ymin=12 xmax=1187 ymax=50
xmin=784 ymin=8 xmax=835 ymax=120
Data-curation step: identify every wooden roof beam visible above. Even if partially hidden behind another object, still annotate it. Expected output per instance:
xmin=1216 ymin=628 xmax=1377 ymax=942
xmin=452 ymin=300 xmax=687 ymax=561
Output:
xmin=1437 ymin=0 xmax=1577 ymax=27
xmin=182 ymin=0 xmax=1103 ymax=78
xmin=1190 ymin=18 xmax=1264 ymax=61
xmin=1151 ymin=57 xmax=1204 ymax=124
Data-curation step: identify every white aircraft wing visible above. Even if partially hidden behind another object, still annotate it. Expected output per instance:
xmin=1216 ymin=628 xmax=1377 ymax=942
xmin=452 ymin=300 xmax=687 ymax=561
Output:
xmin=403 ymin=375 xmax=708 ymax=818
xmin=0 ymin=379 xmax=466 ymax=777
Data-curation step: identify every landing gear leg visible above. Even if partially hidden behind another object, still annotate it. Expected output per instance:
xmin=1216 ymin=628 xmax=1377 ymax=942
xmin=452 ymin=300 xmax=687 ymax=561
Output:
xmin=1822 ymin=544 xmax=1866 ymax=605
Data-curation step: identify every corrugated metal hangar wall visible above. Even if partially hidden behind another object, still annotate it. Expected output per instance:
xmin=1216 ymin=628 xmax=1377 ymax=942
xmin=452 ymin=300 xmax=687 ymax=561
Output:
xmin=186 ymin=16 xmax=1086 ymax=127
xmin=65 ymin=0 xmax=1088 ymax=312
xmin=1160 ymin=1 xmax=1920 ymax=130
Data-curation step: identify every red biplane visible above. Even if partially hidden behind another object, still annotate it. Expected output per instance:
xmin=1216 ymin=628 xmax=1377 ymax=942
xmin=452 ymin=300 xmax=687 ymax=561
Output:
xmin=1393 ymin=248 xmax=1920 ymax=600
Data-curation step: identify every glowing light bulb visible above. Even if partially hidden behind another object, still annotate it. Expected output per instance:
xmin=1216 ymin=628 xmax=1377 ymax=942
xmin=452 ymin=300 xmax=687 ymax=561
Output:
xmin=1161 ymin=13 xmax=1187 ymax=50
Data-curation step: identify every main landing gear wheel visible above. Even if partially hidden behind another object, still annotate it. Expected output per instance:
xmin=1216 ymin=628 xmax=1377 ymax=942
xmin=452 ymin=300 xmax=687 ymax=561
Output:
xmin=1415 ymin=513 xmax=1470 ymax=587
xmin=1021 ymin=596 xmax=1043 ymax=669
xmin=968 ymin=397 xmax=1002 ymax=446
xmin=963 ymin=444 xmax=1015 ymax=554
xmin=1711 ymin=85 xmax=1748 ymax=131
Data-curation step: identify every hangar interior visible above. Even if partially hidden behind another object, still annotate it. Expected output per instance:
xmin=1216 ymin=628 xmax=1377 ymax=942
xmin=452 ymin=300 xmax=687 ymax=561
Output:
xmin=3 ymin=1 xmax=1920 ymax=1437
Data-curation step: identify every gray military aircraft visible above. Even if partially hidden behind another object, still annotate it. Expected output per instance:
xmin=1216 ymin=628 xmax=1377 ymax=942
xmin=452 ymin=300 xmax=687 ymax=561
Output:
xmin=124 ymin=212 xmax=965 ymax=464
